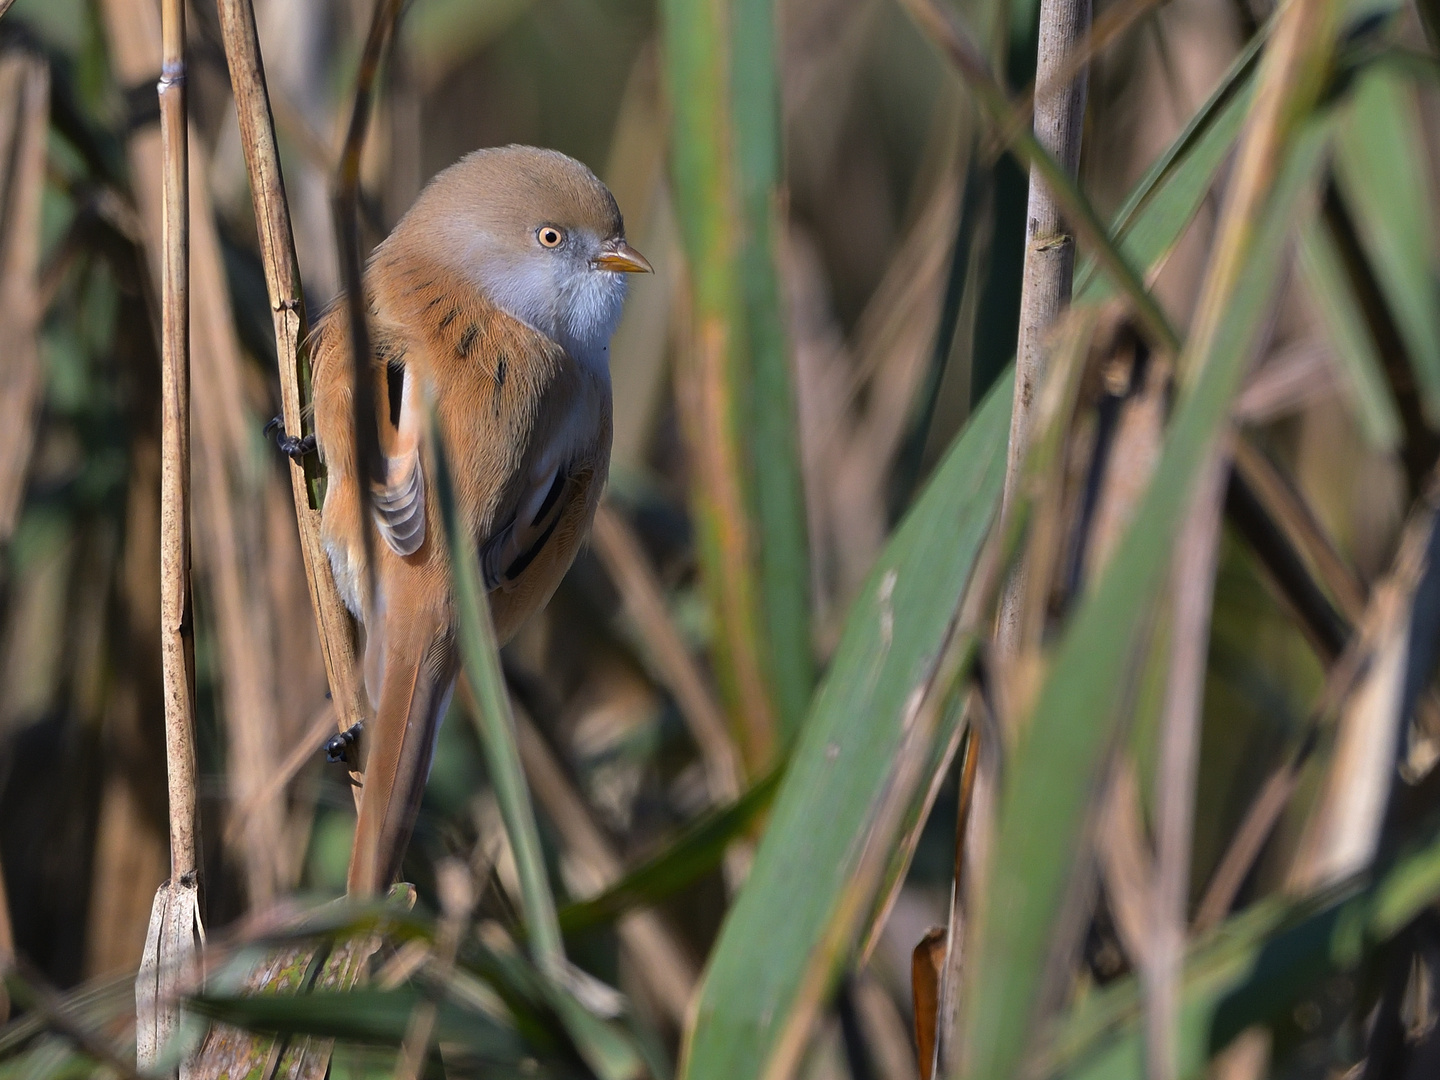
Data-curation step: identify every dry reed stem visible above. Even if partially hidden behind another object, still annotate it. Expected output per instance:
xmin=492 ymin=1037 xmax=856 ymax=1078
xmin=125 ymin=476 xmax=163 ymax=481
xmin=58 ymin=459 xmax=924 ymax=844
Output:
xmin=1145 ymin=441 xmax=1228 ymax=1080
xmin=997 ymin=0 xmax=1092 ymax=546
xmin=213 ymin=0 xmax=369 ymax=755
xmin=591 ymin=503 xmax=741 ymax=803
xmin=0 ymin=0 xmax=14 ymax=19
xmin=0 ymin=54 xmax=49 ymax=542
xmin=510 ymin=702 xmax=699 ymax=1026
xmin=157 ymin=0 xmax=199 ymax=885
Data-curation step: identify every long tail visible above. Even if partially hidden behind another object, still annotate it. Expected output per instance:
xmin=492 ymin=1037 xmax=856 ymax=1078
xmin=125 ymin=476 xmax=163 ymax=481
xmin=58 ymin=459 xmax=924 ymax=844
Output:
xmin=347 ymin=583 xmax=456 ymax=896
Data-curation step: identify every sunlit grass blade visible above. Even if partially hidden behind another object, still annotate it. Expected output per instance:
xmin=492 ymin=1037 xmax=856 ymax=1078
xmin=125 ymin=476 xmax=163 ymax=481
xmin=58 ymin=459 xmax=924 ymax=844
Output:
xmin=1333 ymin=65 xmax=1440 ymax=425
xmin=426 ymin=414 xmax=563 ymax=976
xmin=679 ymin=372 xmax=1013 ymax=1080
xmin=958 ymin=120 xmax=1333 ymax=1080
xmin=1298 ymin=218 xmax=1403 ymax=450
xmin=427 ymin=412 xmax=647 ymax=1080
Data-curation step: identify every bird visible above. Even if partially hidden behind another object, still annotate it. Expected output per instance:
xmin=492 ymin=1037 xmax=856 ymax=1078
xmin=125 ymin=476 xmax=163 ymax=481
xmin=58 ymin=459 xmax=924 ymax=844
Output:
xmin=305 ymin=145 xmax=651 ymax=895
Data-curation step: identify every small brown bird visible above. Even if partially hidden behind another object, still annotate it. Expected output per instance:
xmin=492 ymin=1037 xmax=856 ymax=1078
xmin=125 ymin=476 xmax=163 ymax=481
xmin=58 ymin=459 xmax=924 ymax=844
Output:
xmin=308 ymin=145 xmax=651 ymax=894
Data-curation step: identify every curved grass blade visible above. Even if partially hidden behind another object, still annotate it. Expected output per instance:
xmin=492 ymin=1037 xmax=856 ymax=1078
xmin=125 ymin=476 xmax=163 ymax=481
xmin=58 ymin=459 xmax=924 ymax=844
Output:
xmin=679 ymin=371 xmax=1013 ymax=1080
xmin=427 ymin=408 xmax=564 ymax=975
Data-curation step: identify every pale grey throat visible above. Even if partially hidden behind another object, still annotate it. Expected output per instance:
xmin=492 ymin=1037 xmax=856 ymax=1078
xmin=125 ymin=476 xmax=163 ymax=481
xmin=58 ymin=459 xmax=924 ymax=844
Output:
xmin=462 ymin=229 xmax=629 ymax=378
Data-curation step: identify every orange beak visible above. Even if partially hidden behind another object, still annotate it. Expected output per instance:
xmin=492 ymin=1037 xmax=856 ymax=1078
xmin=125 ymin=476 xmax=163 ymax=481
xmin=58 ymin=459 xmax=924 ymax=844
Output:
xmin=592 ymin=240 xmax=653 ymax=274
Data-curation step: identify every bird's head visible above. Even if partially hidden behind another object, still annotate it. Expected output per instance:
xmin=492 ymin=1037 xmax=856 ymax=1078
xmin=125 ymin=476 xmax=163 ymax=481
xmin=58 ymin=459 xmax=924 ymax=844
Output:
xmin=398 ymin=144 xmax=651 ymax=371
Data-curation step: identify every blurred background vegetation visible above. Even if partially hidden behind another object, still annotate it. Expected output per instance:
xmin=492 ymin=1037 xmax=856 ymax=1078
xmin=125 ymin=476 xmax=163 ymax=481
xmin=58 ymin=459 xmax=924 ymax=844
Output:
xmin=3 ymin=0 xmax=1440 ymax=1076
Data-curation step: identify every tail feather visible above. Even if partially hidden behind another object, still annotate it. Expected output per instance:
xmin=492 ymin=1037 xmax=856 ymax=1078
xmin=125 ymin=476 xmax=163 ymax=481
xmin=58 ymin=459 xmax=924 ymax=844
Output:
xmin=347 ymin=590 xmax=455 ymax=896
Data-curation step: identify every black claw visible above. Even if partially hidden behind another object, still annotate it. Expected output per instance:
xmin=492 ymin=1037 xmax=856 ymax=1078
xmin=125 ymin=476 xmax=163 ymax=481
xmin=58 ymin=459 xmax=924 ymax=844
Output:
xmin=325 ymin=721 xmax=364 ymax=765
xmin=265 ymin=415 xmax=317 ymax=463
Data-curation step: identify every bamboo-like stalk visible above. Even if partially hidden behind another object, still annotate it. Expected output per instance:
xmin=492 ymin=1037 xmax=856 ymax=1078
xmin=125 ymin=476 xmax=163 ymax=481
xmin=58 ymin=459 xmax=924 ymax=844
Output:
xmin=996 ymin=0 xmax=1091 ymax=650
xmin=133 ymin=0 xmax=206 ymax=1070
xmin=157 ymin=0 xmax=198 ymax=895
xmin=212 ymin=0 xmax=369 ymax=753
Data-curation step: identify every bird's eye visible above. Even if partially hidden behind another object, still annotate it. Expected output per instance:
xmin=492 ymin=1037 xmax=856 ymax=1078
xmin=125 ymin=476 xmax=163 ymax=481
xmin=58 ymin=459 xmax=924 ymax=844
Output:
xmin=537 ymin=226 xmax=564 ymax=248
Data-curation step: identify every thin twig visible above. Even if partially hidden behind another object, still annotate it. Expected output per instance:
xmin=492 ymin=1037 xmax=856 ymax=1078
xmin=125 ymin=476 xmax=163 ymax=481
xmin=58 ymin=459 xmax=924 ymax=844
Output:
xmin=158 ymin=0 xmax=199 ymax=884
xmin=212 ymin=0 xmax=370 ymax=761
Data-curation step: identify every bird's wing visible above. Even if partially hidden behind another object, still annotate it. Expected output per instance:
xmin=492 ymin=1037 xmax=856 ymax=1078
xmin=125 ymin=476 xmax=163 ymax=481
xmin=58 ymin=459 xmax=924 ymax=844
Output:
xmin=371 ymin=349 xmax=427 ymax=557
xmin=479 ymin=462 xmax=588 ymax=590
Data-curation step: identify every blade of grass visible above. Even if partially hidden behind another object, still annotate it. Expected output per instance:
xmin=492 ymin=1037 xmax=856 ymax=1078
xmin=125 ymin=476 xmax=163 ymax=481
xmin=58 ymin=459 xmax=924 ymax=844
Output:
xmin=678 ymin=371 xmax=1012 ymax=1080
xmin=592 ymin=502 xmax=741 ymax=804
xmin=662 ymin=0 xmax=790 ymax=770
xmin=732 ymin=0 xmax=814 ymax=744
xmin=425 ymin=410 xmax=563 ymax=978
xmin=509 ymin=693 xmax=699 ymax=1026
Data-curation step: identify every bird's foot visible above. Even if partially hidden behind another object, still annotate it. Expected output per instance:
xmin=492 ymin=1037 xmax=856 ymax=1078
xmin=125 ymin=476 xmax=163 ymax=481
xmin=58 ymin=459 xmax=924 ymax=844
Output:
xmin=325 ymin=721 xmax=364 ymax=765
xmin=264 ymin=415 xmax=317 ymax=463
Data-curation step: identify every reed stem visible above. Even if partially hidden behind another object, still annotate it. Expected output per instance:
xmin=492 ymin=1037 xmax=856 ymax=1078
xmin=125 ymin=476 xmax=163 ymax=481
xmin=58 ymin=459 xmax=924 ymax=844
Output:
xmin=158 ymin=0 xmax=199 ymax=884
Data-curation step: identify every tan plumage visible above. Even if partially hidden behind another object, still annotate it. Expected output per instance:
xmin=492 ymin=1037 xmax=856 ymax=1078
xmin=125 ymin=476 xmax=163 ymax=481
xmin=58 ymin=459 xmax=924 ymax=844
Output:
xmin=309 ymin=146 xmax=649 ymax=895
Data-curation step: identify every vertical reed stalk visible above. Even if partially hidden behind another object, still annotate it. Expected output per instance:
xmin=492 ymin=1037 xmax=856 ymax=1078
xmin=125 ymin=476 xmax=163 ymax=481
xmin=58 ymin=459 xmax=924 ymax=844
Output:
xmin=157 ymin=0 xmax=197 ymax=894
xmin=996 ymin=0 xmax=1092 ymax=651
xmin=213 ymin=0 xmax=369 ymax=751
xmin=135 ymin=0 xmax=206 ymax=1070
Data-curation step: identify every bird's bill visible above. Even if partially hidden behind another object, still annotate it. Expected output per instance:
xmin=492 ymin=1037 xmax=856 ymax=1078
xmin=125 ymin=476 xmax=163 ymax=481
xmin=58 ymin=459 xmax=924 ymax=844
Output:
xmin=592 ymin=240 xmax=653 ymax=274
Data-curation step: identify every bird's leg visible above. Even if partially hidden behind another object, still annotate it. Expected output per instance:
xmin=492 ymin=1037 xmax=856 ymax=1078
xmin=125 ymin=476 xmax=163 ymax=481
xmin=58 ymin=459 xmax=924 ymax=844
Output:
xmin=325 ymin=721 xmax=364 ymax=765
xmin=264 ymin=415 xmax=317 ymax=463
